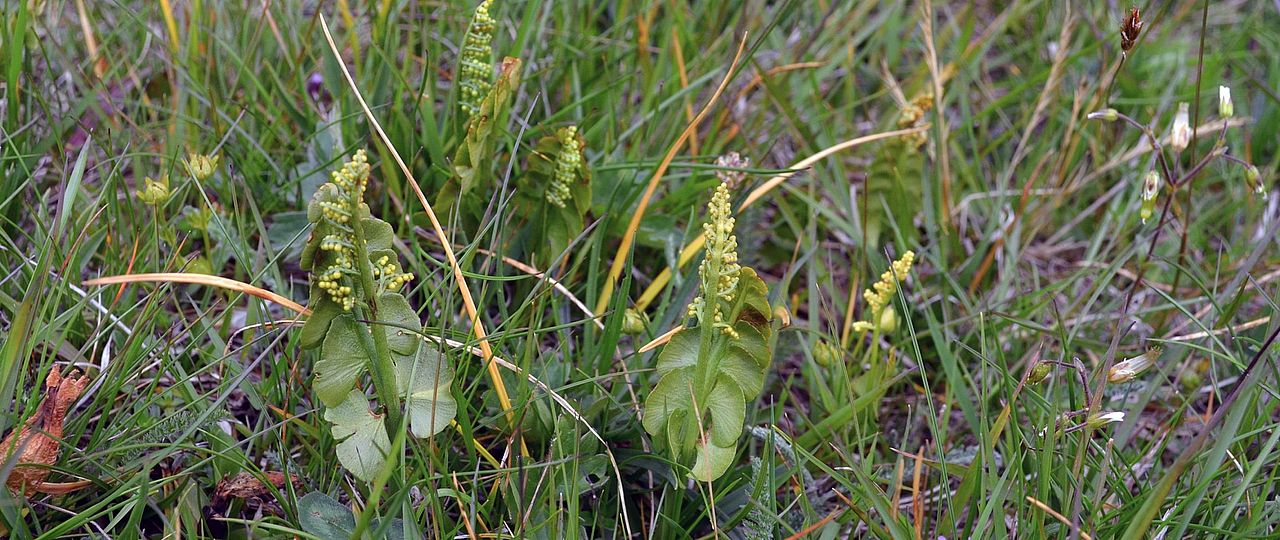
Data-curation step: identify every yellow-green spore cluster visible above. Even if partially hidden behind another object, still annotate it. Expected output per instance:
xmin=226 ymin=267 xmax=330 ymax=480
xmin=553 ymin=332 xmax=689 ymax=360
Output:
xmin=312 ymin=151 xmax=371 ymax=310
xmin=688 ymin=181 xmax=743 ymax=337
xmin=458 ymin=0 xmax=496 ymax=118
xmin=851 ymin=250 xmax=914 ymax=334
xmin=545 ymin=125 xmax=581 ymax=208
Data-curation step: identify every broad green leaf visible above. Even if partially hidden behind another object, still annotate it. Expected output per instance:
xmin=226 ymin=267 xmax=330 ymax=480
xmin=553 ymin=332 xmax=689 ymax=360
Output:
xmin=305 ymin=183 xmax=343 ymax=223
xmin=396 ymin=344 xmax=457 ymax=438
xmin=301 ymin=297 xmax=341 ymax=350
xmin=735 ymin=268 xmax=773 ymax=326
xmin=655 ymin=330 xmax=766 ymax=398
xmin=300 ymin=222 xmax=325 ymax=271
xmin=315 ymin=316 xmax=370 ymax=407
xmin=324 ymin=391 xmax=391 ymax=482
xmin=642 ymin=368 xmax=695 ymax=442
xmin=298 ymin=492 xmax=356 ymax=539
xmin=377 ymin=292 xmax=418 ymax=355
xmin=362 ymin=218 xmax=394 ymax=252
xmin=690 ymin=439 xmax=736 ymax=483
xmin=297 ymin=491 xmax=408 ymax=540
xmin=665 ymin=409 xmax=694 ymax=463
xmin=642 ymin=370 xmax=746 ymax=466
xmin=706 ymin=376 xmax=746 ymax=447
xmin=642 ymin=268 xmax=775 ymax=482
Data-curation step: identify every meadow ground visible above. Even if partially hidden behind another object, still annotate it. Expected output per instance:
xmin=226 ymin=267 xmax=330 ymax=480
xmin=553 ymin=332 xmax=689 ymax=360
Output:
xmin=2 ymin=1 xmax=1280 ymax=538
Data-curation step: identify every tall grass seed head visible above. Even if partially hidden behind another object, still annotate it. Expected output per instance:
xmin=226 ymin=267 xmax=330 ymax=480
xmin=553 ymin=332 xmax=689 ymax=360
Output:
xmin=1218 ymin=85 xmax=1233 ymax=118
xmin=184 ymin=152 xmax=219 ymax=181
xmin=1169 ymin=102 xmax=1191 ymax=153
xmin=899 ymin=94 xmax=933 ymax=148
xmin=1120 ymin=6 xmax=1142 ymax=53
xmin=458 ymin=0 xmax=496 ymax=117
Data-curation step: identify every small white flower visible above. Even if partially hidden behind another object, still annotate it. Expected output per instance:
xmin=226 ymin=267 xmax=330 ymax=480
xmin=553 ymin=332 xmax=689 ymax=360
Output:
xmin=1218 ymin=86 xmax=1233 ymax=118
xmin=1108 ymin=347 xmax=1161 ymax=383
xmin=1087 ymin=411 xmax=1126 ymax=429
xmin=1139 ymin=170 xmax=1161 ymax=223
xmin=1169 ymin=102 xmax=1191 ymax=153
xmin=1141 ymin=171 xmax=1161 ymax=201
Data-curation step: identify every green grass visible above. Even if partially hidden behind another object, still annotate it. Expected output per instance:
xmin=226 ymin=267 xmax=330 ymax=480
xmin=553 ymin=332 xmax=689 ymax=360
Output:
xmin=2 ymin=0 xmax=1280 ymax=538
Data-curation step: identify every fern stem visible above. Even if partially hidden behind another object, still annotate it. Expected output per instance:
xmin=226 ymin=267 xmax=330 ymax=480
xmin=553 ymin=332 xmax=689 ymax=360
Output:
xmin=349 ymin=206 xmax=404 ymax=437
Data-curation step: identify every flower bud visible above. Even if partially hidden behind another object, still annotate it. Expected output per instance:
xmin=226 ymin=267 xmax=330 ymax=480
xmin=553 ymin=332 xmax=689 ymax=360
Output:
xmin=1086 ymin=411 xmax=1125 ymax=430
xmin=1027 ymin=362 xmax=1052 ymax=385
xmin=1218 ymin=86 xmax=1233 ymax=118
xmin=1087 ymin=108 xmax=1119 ymax=122
xmin=1179 ymin=370 xmax=1202 ymax=394
xmin=1108 ymin=347 xmax=1161 ymax=383
xmin=136 ymin=175 xmax=171 ymax=206
xmin=878 ymin=305 xmax=898 ymax=333
xmin=813 ymin=339 xmax=840 ymax=367
xmin=1139 ymin=170 xmax=1161 ymax=223
xmin=185 ymin=153 xmax=219 ymax=182
xmin=622 ymin=308 xmax=648 ymax=335
xmin=1169 ymin=103 xmax=1191 ymax=153
xmin=1245 ymin=164 xmax=1263 ymax=195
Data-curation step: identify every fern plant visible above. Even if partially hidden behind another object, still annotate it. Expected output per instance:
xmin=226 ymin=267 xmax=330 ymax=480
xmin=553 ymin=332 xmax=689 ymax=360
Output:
xmin=642 ymin=179 xmax=775 ymax=482
xmin=514 ymin=124 xmax=592 ymax=268
xmin=457 ymin=0 xmax=496 ymax=120
xmin=436 ymin=57 xmax=521 ymax=230
xmin=300 ymin=150 xmax=456 ymax=481
xmin=864 ymin=94 xmax=930 ymax=247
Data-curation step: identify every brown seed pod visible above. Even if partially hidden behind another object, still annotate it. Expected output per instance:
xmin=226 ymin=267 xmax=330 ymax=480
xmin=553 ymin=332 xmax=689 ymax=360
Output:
xmin=1 ymin=366 xmax=88 ymax=494
xmin=1120 ymin=6 xmax=1143 ymax=53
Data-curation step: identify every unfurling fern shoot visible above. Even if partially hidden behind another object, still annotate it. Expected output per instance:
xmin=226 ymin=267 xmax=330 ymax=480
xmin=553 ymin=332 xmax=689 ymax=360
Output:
xmin=458 ymin=0 xmax=496 ymax=119
xmin=643 ymin=179 xmax=776 ymax=482
xmin=300 ymin=151 xmax=456 ymax=482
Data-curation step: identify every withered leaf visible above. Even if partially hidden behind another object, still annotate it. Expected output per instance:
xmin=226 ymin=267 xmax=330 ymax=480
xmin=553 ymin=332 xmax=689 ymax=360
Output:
xmin=205 ymin=471 xmax=302 ymax=520
xmin=1 ymin=366 xmax=88 ymax=495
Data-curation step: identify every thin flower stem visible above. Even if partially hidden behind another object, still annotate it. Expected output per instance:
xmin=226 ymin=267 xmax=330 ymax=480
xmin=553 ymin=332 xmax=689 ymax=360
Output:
xmin=1112 ymin=111 xmax=1177 ymax=188
xmin=1167 ymin=124 xmax=1227 ymax=302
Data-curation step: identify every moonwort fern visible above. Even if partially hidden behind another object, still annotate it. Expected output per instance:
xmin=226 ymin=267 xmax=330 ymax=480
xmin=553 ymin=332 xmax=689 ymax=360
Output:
xmin=436 ymin=57 xmax=521 ymax=230
xmin=300 ymin=150 xmax=456 ymax=481
xmin=642 ymin=178 xmax=775 ymax=482
xmin=514 ymin=124 xmax=591 ymax=268
xmin=864 ymin=94 xmax=930 ymax=247
xmin=457 ymin=0 xmax=496 ymax=119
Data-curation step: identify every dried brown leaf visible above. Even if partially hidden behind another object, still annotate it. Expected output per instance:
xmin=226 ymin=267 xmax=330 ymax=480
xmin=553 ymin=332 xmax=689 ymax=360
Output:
xmin=1 ymin=366 xmax=88 ymax=494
